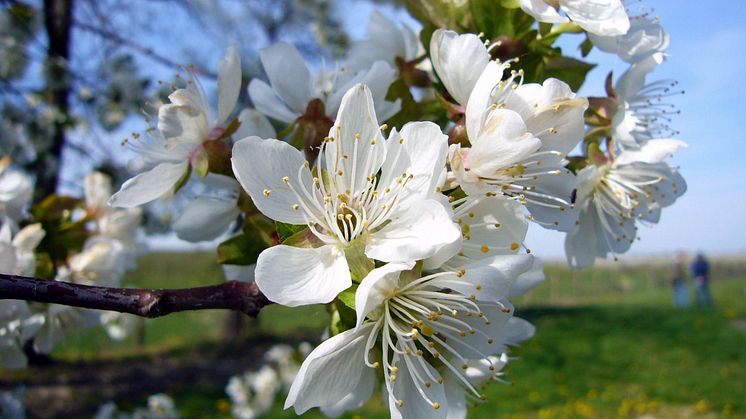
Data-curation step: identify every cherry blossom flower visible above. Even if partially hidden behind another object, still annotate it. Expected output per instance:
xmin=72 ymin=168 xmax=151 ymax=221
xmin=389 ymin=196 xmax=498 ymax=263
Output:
xmin=565 ymin=139 xmax=687 ymax=267
xmin=285 ymin=255 xmax=535 ymax=418
xmin=248 ymin=42 xmax=401 ymax=124
xmin=109 ymin=46 xmax=242 ymax=208
xmin=519 ymin=0 xmax=630 ymax=36
xmin=232 ymin=84 xmax=459 ymax=306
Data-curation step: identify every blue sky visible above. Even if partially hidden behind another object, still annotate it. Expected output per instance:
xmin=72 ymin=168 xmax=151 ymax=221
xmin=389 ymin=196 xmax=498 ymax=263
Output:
xmin=97 ymin=0 xmax=746 ymax=260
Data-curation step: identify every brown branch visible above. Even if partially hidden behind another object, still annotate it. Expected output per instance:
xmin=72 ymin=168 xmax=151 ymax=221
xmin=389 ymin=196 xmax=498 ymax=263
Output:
xmin=0 ymin=274 xmax=272 ymax=318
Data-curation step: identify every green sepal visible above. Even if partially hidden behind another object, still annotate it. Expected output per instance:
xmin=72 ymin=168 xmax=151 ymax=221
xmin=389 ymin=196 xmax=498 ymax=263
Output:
xmin=276 ymin=222 xmax=307 ymax=242
xmin=173 ymin=164 xmax=192 ymax=194
xmin=193 ymin=148 xmax=209 ymax=177
xmin=344 ymin=238 xmax=374 ymax=283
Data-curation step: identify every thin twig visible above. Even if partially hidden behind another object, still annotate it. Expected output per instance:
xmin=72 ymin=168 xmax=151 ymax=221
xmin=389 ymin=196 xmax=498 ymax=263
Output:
xmin=0 ymin=274 xmax=271 ymax=318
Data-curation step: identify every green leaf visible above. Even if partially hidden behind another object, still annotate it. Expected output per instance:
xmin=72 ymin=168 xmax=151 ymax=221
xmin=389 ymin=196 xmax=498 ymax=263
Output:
xmin=334 ymin=286 xmax=358 ymax=332
xmin=580 ymin=36 xmax=594 ymax=57
xmin=542 ymin=56 xmax=595 ymax=92
xmin=337 ymin=287 xmax=357 ymax=311
xmin=275 ymin=222 xmax=307 ymax=242
xmin=31 ymin=195 xmax=82 ymax=221
xmin=217 ymin=233 xmax=266 ymax=265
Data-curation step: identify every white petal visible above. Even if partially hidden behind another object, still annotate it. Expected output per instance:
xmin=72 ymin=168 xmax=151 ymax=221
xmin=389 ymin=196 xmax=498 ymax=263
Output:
xmin=379 ymin=122 xmax=448 ymax=203
xmin=108 ymin=161 xmax=188 ymax=208
xmin=508 ymin=79 xmax=588 ymax=155
xmin=11 ymin=223 xmax=45 ymax=253
xmin=366 ymin=198 xmax=461 ymax=263
xmin=508 ymin=257 xmax=546 ymax=297
xmin=217 ymin=45 xmax=242 ymax=125
xmin=519 ymin=0 xmax=569 ymax=24
xmin=446 ymin=254 xmax=534 ymax=303
xmin=450 ymin=196 xmax=528 ymax=266
xmin=84 ymin=172 xmax=113 ymax=211
xmin=589 ymin=17 xmax=670 ymax=63
xmin=157 ymin=102 xmax=209 ymax=147
xmin=523 ymin=167 xmax=578 ymax=232
xmin=247 ymin=78 xmax=300 ymax=124
xmin=285 ymin=324 xmax=376 ymax=414
xmin=355 ymin=262 xmax=414 ymax=328
xmin=503 ymin=317 xmax=536 ymax=344
xmin=613 ymin=139 xmax=687 ymax=165
xmin=234 ymin=108 xmax=277 ymax=140
xmin=561 ymin=0 xmax=630 ymax=36
xmin=255 ymin=244 xmax=350 ymax=307
xmin=325 ymin=62 xmax=400 ymax=120
xmin=172 ymin=196 xmax=240 ymax=242
xmin=467 ymin=109 xmax=542 ymax=177
xmin=231 ymin=136 xmax=314 ymax=225
xmin=324 ymin=84 xmax=386 ymax=195
xmin=259 ymin=42 xmax=314 ymax=114
xmin=347 ymin=11 xmax=405 ymax=69
xmin=615 ymin=54 xmax=659 ymax=100
xmin=320 ymin=356 xmax=377 ymax=417
xmin=430 ymin=29 xmax=490 ymax=106
xmin=388 ymin=352 xmax=448 ymax=419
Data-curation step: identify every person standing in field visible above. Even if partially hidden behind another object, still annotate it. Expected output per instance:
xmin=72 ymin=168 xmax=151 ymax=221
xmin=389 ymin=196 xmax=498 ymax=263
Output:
xmin=691 ymin=252 xmax=714 ymax=307
xmin=671 ymin=252 xmax=690 ymax=308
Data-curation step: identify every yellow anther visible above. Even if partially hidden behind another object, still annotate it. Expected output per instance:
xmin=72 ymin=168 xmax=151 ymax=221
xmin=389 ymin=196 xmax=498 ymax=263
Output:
xmin=263 ymin=189 xmax=272 ymax=197
xmin=480 ymin=245 xmax=489 ymax=253
xmin=510 ymin=242 xmax=520 ymax=251
xmin=282 ymin=176 xmax=289 ymax=183
xmin=292 ymin=204 xmax=300 ymax=210
xmin=433 ymin=402 xmax=440 ymax=410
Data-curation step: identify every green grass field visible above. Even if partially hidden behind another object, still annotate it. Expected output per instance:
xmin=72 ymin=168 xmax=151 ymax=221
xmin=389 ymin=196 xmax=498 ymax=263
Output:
xmin=7 ymin=253 xmax=746 ymax=418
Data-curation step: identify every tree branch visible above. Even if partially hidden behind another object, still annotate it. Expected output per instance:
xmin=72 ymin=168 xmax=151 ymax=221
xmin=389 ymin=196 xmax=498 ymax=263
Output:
xmin=0 ymin=274 xmax=272 ymax=318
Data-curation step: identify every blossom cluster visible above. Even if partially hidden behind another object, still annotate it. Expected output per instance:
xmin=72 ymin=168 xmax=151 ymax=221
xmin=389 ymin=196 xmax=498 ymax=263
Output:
xmin=0 ymin=165 xmax=143 ymax=368
xmin=0 ymin=1 xmax=688 ymax=418
xmin=226 ymin=342 xmax=313 ymax=419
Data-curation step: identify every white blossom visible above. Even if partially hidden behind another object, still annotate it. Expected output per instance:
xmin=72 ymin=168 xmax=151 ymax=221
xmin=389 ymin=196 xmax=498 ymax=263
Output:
xmin=232 ymin=84 xmax=459 ymax=307
xmin=448 ymin=60 xmax=587 ymax=231
xmin=285 ymin=256 xmax=535 ymax=418
xmin=347 ymin=10 xmax=421 ymax=71
xmin=519 ymin=0 xmax=630 ymax=36
xmin=589 ymin=14 xmax=669 ymax=63
xmin=248 ymin=42 xmax=401 ymax=124
xmin=0 ymin=301 xmax=44 ymax=369
xmin=109 ymin=47 xmax=242 ymax=208
xmin=0 ymin=162 xmax=33 ymax=224
xmin=611 ymin=54 xmax=681 ymax=149
xmin=171 ymin=174 xmax=241 ymax=242
xmin=565 ymin=139 xmax=687 ymax=267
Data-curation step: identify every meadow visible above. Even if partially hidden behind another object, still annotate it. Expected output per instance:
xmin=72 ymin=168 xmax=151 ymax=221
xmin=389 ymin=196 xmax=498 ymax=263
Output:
xmin=4 ymin=253 xmax=745 ymax=418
